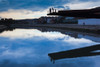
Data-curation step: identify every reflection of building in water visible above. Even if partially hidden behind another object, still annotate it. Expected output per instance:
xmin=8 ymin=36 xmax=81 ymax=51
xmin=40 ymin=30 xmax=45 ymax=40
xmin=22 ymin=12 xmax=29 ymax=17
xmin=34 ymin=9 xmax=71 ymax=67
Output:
xmin=35 ymin=27 xmax=100 ymax=42
xmin=64 ymin=32 xmax=78 ymax=38
xmin=63 ymin=31 xmax=100 ymax=42
xmin=78 ymin=34 xmax=100 ymax=42
xmin=35 ymin=27 xmax=78 ymax=38
xmin=64 ymin=32 xmax=100 ymax=42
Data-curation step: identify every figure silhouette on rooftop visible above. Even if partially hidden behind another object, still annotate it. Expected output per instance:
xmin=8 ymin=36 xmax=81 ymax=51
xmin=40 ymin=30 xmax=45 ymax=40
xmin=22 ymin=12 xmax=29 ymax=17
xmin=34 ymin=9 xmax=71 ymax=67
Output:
xmin=49 ymin=8 xmax=51 ymax=13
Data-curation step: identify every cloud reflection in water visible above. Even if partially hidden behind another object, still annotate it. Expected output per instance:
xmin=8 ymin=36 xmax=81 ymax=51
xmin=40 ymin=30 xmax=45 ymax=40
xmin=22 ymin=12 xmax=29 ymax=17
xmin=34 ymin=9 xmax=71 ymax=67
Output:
xmin=0 ymin=29 xmax=99 ymax=67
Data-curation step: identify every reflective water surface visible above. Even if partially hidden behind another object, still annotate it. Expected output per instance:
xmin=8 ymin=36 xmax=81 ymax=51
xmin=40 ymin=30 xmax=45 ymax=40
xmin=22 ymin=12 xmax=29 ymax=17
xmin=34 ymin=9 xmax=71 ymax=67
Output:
xmin=0 ymin=28 xmax=100 ymax=67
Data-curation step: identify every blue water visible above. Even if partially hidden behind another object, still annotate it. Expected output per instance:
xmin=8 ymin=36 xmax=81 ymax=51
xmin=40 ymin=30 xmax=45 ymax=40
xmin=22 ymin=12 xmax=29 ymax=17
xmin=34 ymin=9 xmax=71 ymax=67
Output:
xmin=0 ymin=28 xmax=100 ymax=67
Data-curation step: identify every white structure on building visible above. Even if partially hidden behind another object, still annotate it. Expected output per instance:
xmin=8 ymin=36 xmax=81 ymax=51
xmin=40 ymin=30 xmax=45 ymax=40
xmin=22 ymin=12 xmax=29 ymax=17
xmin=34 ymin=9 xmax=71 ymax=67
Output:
xmin=78 ymin=19 xmax=100 ymax=25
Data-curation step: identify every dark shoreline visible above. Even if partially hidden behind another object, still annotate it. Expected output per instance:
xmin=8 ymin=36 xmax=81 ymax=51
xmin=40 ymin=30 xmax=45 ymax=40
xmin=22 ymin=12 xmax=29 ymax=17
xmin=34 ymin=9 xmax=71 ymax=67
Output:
xmin=0 ymin=25 xmax=7 ymax=29
xmin=11 ymin=24 xmax=100 ymax=34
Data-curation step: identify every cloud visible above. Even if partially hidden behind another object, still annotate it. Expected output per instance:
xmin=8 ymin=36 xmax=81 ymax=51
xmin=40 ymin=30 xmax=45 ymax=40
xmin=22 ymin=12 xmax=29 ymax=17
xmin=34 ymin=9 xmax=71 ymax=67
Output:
xmin=0 ymin=29 xmax=66 ymax=39
xmin=64 ymin=1 xmax=100 ymax=9
xmin=1 ymin=48 xmax=33 ymax=58
xmin=0 ymin=9 xmax=47 ymax=19
xmin=0 ymin=0 xmax=98 ymax=12
xmin=63 ymin=37 xmax=94 ymax=45
xmin=0 ymin=29 xmax=97 ymax=46
xmin=0 ymin=0 xmax=69 ymax=12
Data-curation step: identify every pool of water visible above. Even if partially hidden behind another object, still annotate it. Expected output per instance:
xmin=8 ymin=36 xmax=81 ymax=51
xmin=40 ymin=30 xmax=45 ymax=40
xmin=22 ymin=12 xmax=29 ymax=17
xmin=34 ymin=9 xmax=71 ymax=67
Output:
xmin=0 ymin=28 xmax=100 ymax=67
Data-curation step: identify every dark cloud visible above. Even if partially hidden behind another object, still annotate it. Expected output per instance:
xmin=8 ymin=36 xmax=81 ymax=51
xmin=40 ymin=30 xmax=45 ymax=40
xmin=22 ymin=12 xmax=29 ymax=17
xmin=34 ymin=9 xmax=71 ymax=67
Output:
xmin=0 ymin=0 xmax=100 ymax=12
xmin=0 ymin=0 xmax=69 ymax=11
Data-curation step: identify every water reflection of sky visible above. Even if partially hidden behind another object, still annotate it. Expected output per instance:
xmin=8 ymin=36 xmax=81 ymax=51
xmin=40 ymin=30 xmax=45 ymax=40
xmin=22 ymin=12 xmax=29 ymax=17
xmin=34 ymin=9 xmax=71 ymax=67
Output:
xmin=0 ymin=29 xmax=100 ymax=67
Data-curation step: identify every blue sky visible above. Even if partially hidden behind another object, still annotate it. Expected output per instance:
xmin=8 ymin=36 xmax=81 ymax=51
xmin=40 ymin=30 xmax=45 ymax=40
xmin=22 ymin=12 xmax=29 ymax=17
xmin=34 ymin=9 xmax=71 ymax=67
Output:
xmin=0 ymin=0 xmax=100 ymax=19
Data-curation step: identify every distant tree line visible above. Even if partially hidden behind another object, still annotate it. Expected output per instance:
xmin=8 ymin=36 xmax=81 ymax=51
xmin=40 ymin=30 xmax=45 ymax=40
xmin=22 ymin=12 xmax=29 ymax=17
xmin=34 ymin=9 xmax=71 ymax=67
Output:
xmin=0 ymin=18 xmax=14 ymax=27
xmin=0 ymin=18 xmax=15 ymax=33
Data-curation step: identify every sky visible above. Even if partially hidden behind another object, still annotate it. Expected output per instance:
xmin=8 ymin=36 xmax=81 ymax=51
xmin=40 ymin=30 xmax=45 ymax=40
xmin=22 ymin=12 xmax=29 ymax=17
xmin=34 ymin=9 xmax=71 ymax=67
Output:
xmin=0 ymin=0 xmax=100 ymax=19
